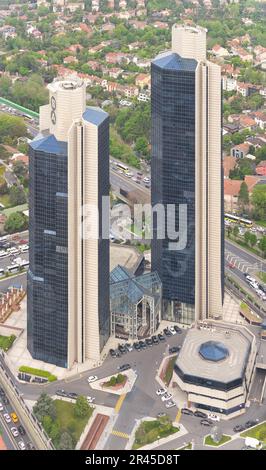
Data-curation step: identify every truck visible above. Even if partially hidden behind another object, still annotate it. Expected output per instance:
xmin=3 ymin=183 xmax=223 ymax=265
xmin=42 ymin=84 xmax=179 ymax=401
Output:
xmin=245 ymin=437 xmax=261 ymax=449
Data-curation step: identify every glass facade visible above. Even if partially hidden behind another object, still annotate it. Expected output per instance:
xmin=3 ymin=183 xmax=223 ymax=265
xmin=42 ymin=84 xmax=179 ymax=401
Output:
xmin=27 ymin=135 xmax=68 ymax=368
xmin=151 ymin=53 xmax=197 ymax=323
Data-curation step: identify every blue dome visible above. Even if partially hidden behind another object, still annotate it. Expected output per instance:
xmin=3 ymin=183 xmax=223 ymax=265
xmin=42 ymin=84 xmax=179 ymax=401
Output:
xmin=199 ymin=341 xmax=229 ymax=362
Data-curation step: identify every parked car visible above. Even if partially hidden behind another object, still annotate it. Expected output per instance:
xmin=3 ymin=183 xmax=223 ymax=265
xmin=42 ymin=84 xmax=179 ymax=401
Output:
xmin=145 ymin=338 xmax=153 ymax=347
xmin=18 ymin=440 xmax=26 ymax=450
xmin=3 ymin=413 xmax=11 ymax=423
xmin=117 ymin=364 xmax=131 ymax=372
xmin=118 ymin=345 xmax=127 ymax=355
xmin=87 ymin=396 xmax=95 ymax=404
xmin=0 ymin=402 xmax=3 ymax=412
xmin=194 ymin=410 xmax=207 ymax=419
xmin=151 ymin=335 xmax=159 ymax=344
xmin=2 ymin=396 xmax=9 ymax=405
xmin=125 ymin=343 xmax=133 ymax=352
xmin=233 ymin=424 xmax=245 ymax=433
xmin=133 ymin=342 xmax=140 ymax=351
xmin=68 ymin=392 xmax=78 ymax=400
xmin=110 ymin=349 xmax=118 ymax=357
xmin=18 ymin=425 xmax=26 ymax=436
xmin=200 ymin=420 xmax=211 ymax=427
xmin=158 ymin=334 xmax=165 ymax=342
xmin=139 ymin=341 xmax=147 ymax=349
xmin=161 ymin=393 xmax=173 ymax=402
xmin=164 ymin=328 xmax=172 ymax=337
xmin=181 ymin=408 xmax=193 ymax=416
xmin=56 ymin=389 xmax=68 ymax=397
xmin=244 ymin=420 xmax=256 ymax=429
xmin=10 ymin=427 xmax=19 ymax=437
xmin=165 ymin=400 xmax=176 ymax=408
xmin=169 ymin=346 xmax=180 ymax=354
xmin=208 ymin=413 xmax=220 ymax=422
xmin=156 ymin=388 xmax=167 ymax=396
xmin=174 ymin=325 xmax=182 ymax=334
xmin=87 ymin=376 xmax=98 ymax=383
xmin=157 ymin=412 xmax=167 ymax=418
xmin=169 ymin=326 xmax=177 ymax=335
xmin=10 ymin=412 xmax=19 ymax=423
xmin=26 ymin=441 xmax=35 ymax=450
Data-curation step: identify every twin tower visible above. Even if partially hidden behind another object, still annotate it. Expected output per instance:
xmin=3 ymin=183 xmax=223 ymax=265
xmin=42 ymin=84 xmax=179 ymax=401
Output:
xmin=27 ymin=25 xmax=224 ymax=369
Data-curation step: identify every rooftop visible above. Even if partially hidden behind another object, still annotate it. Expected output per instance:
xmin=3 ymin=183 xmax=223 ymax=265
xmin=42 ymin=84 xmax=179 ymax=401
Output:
xmin=152 ymin=51 xmax=197 ymax=72
xmin=83 ymin=107 xmax=109 ymax=126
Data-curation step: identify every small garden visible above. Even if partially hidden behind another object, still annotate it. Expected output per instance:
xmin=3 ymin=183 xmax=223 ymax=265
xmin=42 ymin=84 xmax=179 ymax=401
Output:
xmin=0 ymin=334 xmax=16 ymax=351
xmin=103 ymin=373 xmax=127 ymax=388
xmin=204 ymin=434 xmax=231 ymax=447
xmin=133 ymin=416 xmax=179 ymax=450
xmin=163 ymin=356 xmax=177 ymax=386
xmin=241 ymin=422 xmax=266 ymax=444
xmin=19 ymin=366 xmax=57 ymax=382
xmin=33 ymin=393 xmax=93 ymax=449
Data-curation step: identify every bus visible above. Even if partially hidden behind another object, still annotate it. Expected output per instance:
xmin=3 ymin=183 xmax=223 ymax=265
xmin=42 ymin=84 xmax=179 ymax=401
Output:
xmin=116 ymin=162 xmax=129 ymax=172
xmin=7 ymin=264 xmax=20 ymax=274
xmin=0 ymin=269 xmax=4 ymax=277
xmin=224 ymin=213 xmax=253 ymax=228
xmin=21 ymin=260 xmax=29 ymax=268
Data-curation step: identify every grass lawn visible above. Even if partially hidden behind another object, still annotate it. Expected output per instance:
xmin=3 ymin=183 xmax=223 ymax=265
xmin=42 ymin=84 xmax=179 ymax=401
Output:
xmin=257 ymin=271 xmax=266 ymax=284
xmin=204 ymin=435 xmax=231 ymax=447
xmin=163 ymin=355 xmax=177 ymax=386
xmin=0 ymin=334 xmax=16 ymax=351
xmin=0 ymin=193 xmax=11 ymax=208
xmin=3 ymin=203 xmax=28 ymax=216
xmin=19 ymin=366 xmax=57 ymax=382
xmin=240 ymin=422 xmax=266 ymax=444
xmin=133 ymin=418 xmax=179 ymax=450
xmin=54 ymin=399 xmax=93 ymax=446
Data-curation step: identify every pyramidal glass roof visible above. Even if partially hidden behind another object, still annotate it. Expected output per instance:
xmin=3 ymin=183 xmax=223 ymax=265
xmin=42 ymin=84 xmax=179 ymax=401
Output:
xmin=199 ymin=341 xmax=229 ymax=362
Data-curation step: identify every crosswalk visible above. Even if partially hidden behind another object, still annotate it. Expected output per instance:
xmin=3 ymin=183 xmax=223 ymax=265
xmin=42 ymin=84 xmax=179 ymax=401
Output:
xmin=111 ymin=429 xmax=130 ymax=439
xmin=225 ymin=251 xmax=260 ymax=274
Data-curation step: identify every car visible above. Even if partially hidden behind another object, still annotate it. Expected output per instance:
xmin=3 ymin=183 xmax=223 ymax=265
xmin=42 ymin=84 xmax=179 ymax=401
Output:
xmin=133 ymin=342 xmax=140 ymax=350
xmin=68 ymin=392 xmax=78 ymax=400
xmin=87 ymin=376 xmax=98 ymax=383
xmin=169 ymin=346 xmax=180 ymax=354
xmin=156 ymin=388 xmax=167 ymax=396
xmin=157 ymin=412 xmax=167 ymax=418
xmin=17 ymin=425 xmax=26 ymax=436
xmin=158 ymin=334 xmax=165 ymax=342
xmin=244 ymin=420 xmax=256 ymax=429
xmin=207 ymin=413 xmax=220 ymax=422
xmin=3 ymin=413 xmax=11 ymax=423
xmin=194 ymin=410 xmax=208 ymax=419
xmin=0 ymin=387 xmax=5 ymax=396
xmin=0 ymin=402 xmax=3 ymax=412
xmin=117 ymin=363 xmax=131 ymax=372
xmin=26 ymin=441 xmax=35 ymax=450
xmin=118 ymin=345 xmax=127 ymax=354
xmin=125 ymin=343 xmax=133 ymax=352
xmin=2 ymin=396 xmax=9 ymax=405
xmin=165 ymin=400 xmax=176 ymax=408
xmin=164 ymin=328 xmax=172 ymax=337
xmin=139 ymin=341 xmax=147 ymax=349
xmin=87 ymin=396 xmax=95 ymax=403
xmin=233 ymin=425 xmax=245 ymax=433
xmin=181 ymin=408 xmax=193 ymax=416
xmin=143 ymin=177 xmax=150 ymax=183
xmin=10 ymin=412 xmax=19 ymax=423
xmin=174 ymin=325 xmax=182 ymax=334
xmin=151 ymin=335 xmax=159 ymax=344
xmin=145 ymin=338 xmax=153 ymax=346
xmin=200 ymin=420 xmax=212 ymax=427
xmin=10 ymin=427 xmax=19 ymax=437
xmin=56 ymin=389 xmax=68 ymax=397
xmin=110 ymin=349 xmax=118 ymax=357
xmin=169 ymin=326 xmax=177 ymax=335
xmin=18 ymin=440 xmax=26 ymax=450
xmin=161 ymin=393 xmax=173 ymax=402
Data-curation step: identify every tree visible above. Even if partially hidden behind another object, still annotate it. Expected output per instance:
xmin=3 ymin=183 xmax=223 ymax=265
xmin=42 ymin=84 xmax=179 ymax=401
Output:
xmin=238 ymin=181 xmax=249 ymax=211
xmin=12 ymin=161 xmax=28 ymax=179
xmin=33 ymin=393 xmax=57 ymax=422
xmin=244 ymin=231 xmax=251 ymax=245
xmin=58 ymin=432 xmax=74 ymax=450
xmin=258 ymin=236 xmax=266 ymax=257
xmin=42 ymin=415 xmax=53 ymax=434
xmin=0 ymin=115 xmax=27 ymax=143
xmin=251 ymin=185 xmax=266 ymax=221
xmin=4 ymin=212 xmax=28 ymax=234
xmin=135 ymin=137 xmax=149 ymax=157
xmin=9 ymin=186 xmax=27 ymax=206
xmin=255 ymin=145 xmax=266 ymax=164
xmin=249 ymin=233 xmax=257 ymax=247
xmin=233 ymin=225 xmax=239 ymax=238
xmin=74 ymin=395 xmax=91 ymax=419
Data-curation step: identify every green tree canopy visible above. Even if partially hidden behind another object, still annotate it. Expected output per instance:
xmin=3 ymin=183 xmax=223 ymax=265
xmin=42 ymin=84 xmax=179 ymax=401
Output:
xmin=9 ymin=185 xmax=27 ymax=206
xmin=251 ymin=184 xmax=266 ymax=221
xmin=74 ymin=395 xmax=91 ymax=419
xmin=33 ymin=393 xmax=57 ymax=422
xmin=0 ymin=114 xmax=27 ymax=143
xmin=4 ymin=212 xmax=28 ymax=234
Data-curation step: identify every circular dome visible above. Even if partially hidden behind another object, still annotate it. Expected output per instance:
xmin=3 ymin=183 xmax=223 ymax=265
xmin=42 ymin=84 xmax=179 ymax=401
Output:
xmin=199 ymin=341 xmax=229 ymax=362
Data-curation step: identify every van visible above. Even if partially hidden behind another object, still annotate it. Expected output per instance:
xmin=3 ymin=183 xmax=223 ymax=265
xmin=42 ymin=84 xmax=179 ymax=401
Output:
xmin=245 ymin=437 xmax=261 ymax=449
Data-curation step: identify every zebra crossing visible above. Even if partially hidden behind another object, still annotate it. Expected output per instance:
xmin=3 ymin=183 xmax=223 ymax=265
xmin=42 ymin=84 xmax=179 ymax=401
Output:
xmin=225 ymin=250 xmax=260 ymax=274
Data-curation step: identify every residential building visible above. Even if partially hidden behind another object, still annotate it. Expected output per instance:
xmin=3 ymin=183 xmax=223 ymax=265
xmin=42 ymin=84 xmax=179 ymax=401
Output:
xmin=151 ymin=25 xmax=224 ymax=325
xmin=252 ymin=111 xmax=266 ymax=130
xmin=224 ymin=175 xmax=259 ymax=212
xmin=256 ymin=161 xmax=266 ymax=176
xmin=28 ymin=79 xmax=110 ymax=368
xmin=230 ymin=143 xmax=250 ymax=159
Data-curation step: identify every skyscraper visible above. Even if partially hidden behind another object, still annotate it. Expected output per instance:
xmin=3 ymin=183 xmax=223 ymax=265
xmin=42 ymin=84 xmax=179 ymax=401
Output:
xmin=151 ymin=25 xmax=224 ymax=324
xmin=27 ymin=79 xmax=110 ymax=368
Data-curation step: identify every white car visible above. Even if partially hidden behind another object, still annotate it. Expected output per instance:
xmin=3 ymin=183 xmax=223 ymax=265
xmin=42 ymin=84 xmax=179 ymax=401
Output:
xmin=161 ymin=393 xmax=173 ymax=402
xmin=0 ymin=402 xmax=3 ymax=412
xmin=87 ymin=396 xmax=95 ymax=403
xmin=18 ymin=440 xmax=26 ymax=450
xmin=87 ymin=376 xmax=98 ymax=383
xmin=169 ymin=326 xmax=176 ymax=335
xmin=3 ymin=413 xmax=11 ymax=423
xmin=10 ymin=427 xmax=19 ymax=437
xmin=143 ymin=177 xmax=150 ymax=183
xmin=208 ymin=413 xmax=220 ymax=422
xmin=165 ymin=400 xmax=176 ymax=409
xmin=156 ymin=388 xmax=167 ymax=396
